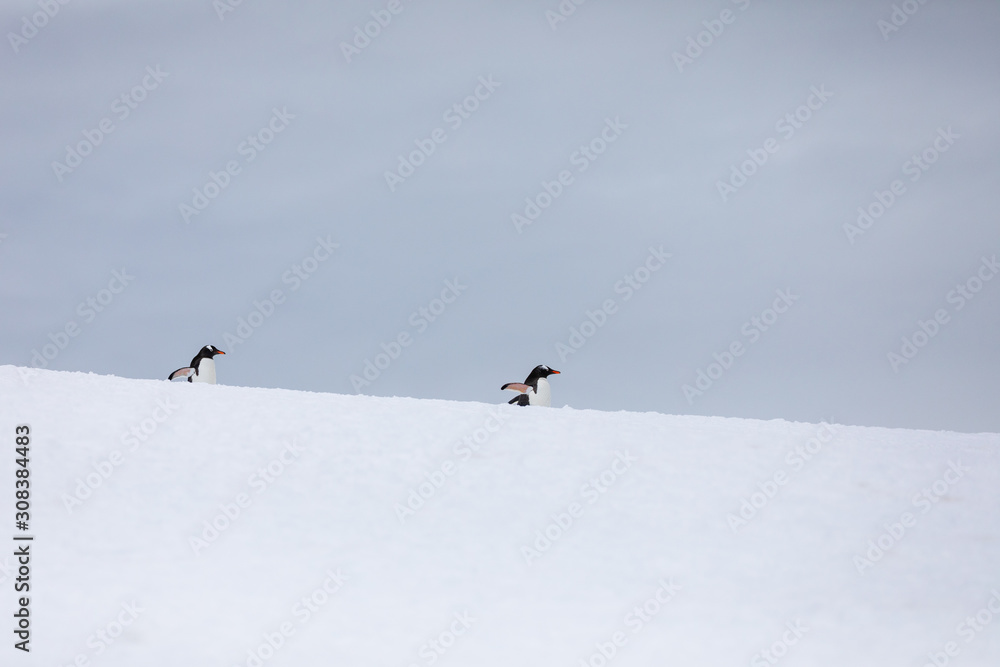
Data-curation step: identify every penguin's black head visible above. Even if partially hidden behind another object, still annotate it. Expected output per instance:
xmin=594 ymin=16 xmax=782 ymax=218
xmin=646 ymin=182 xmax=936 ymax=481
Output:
xmin=199 ymin=345 xmax=225 ymax=358
xmin=530 ymin=365 xmax=560 ymax=379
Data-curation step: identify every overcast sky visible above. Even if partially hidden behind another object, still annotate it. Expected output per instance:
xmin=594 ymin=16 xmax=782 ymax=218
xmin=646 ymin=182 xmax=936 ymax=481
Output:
xmin=2 ymin=0 xmax=998 ymax=433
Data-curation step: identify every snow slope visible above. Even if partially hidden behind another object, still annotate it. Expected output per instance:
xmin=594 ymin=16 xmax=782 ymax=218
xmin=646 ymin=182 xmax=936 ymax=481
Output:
xmin=1 ymin=366 xmax=998 ymax=666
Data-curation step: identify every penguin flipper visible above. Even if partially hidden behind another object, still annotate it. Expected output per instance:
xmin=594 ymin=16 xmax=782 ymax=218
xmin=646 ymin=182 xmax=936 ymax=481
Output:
xmin=501 ymin=382 xmax=530 ymax=393
xmin=169 ymin=367 xmax=195 ymax=381
xmin=508 ymin=394 xmax=531 ymax=406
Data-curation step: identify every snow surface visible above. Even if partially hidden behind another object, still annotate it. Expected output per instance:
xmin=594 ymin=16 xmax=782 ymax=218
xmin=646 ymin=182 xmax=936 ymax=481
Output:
xmin=1 ymin=366 xmax=998 ymax=666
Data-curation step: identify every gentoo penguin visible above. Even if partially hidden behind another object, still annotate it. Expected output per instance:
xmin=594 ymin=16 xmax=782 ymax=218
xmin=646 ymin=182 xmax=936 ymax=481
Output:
xmin=501 ymin=365 xmax=560 ymax=407
xmin=168 ymin=345 xmax=225 ymax=384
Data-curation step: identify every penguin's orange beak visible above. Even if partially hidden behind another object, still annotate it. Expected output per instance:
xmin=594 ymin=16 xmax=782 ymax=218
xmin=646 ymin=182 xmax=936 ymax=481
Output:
xmin=216 ymin=350 xmax=226 ymax=355
xmin=550 ymin=370 xmax=560 ymax=374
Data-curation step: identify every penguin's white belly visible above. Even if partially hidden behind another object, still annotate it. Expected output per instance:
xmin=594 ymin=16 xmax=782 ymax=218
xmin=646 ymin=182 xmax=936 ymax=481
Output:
xmin=193 ymin=359 xmax=217 ymax=384
xmin=530 ymin=378 xmax=552 ymax=406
